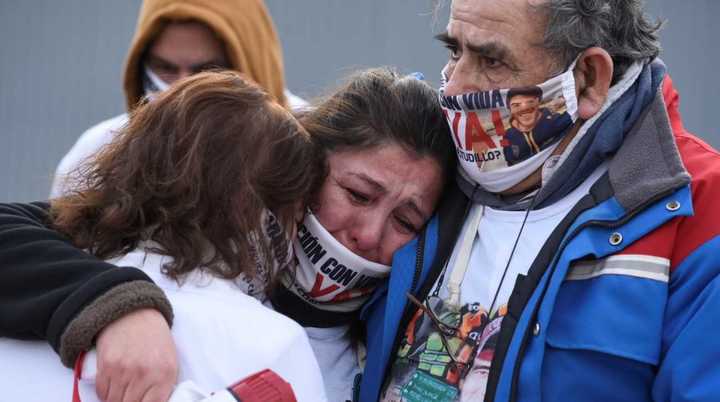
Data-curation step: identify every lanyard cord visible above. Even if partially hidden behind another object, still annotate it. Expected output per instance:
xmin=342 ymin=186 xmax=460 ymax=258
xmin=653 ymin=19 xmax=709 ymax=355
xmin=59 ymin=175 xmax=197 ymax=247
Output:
xmin=438 ymin=185 xmax=478 ymax=304
xmin=442 ymin=191 xmax=539 ymax=315
xmin=446 ymin=204 xmax=484 ymax=307
xmin=488 ymin=192 xmax=539 ymax=315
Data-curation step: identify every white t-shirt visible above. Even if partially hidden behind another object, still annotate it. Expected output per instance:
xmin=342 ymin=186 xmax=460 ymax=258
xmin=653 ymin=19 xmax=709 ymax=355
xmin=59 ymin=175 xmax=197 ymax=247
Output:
xmin=304 ymin=325 xmax=362 ymax=402
xmin=262 ymin=294 xmax=362 ymax=402
xmin=452 ymin=165 xmax=606 ymax=312
xmin=381 ymin=165 xmax=606 ymax=402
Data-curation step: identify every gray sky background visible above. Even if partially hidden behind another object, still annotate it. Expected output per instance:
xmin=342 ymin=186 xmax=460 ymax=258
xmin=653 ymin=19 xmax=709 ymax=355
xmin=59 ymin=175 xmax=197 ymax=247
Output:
xmin=1 ymin=1 xmax=717 ymax=202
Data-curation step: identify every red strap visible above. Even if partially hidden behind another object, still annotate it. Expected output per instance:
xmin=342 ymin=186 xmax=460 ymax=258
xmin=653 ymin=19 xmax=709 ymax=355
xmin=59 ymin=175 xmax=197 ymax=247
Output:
xmin=72 ymin=351 xmax=87 ymax=402
xmin=228 ymin=369 xmax=297 ymax=402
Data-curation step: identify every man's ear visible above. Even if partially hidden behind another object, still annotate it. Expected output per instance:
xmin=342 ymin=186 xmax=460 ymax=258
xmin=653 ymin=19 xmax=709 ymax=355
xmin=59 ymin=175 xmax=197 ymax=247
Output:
xmin=574 ymin=47 xmax=614 ymax=120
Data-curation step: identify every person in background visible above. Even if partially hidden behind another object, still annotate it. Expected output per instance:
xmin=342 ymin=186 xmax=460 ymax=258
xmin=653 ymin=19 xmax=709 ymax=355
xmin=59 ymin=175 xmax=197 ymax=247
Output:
xmin=51 ymin=0 xmax=306 ymax=197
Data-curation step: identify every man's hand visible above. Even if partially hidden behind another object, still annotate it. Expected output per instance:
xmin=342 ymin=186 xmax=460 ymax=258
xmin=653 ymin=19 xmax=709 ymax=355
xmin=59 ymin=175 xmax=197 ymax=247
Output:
xmin=95 ymin=308 xmax=178 ymax=402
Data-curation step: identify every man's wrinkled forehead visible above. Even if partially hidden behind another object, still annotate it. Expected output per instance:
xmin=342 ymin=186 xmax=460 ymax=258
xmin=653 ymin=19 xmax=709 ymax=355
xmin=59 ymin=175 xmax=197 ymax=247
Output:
xmin=446 ymin=0 xmax=547 ymax=45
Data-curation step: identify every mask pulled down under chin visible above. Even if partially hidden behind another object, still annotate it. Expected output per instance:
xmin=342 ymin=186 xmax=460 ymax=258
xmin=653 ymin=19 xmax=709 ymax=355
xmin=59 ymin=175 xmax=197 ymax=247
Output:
xmin=439 ymin=61 xmax=580 ymax=193
xmin=282 ymin=212 xmax=391 ymax=313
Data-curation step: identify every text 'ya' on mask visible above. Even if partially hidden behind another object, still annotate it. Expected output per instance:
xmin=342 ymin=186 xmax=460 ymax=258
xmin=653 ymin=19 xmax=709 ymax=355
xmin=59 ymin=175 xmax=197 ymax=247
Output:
xmin=283 ymin=211 xmax=391 ymax=313
xmin=439 ymin=60 xmax=580 ymax=193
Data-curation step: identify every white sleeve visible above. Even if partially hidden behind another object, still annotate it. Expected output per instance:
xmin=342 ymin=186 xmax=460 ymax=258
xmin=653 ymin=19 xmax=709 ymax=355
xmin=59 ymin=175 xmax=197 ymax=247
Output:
xmin=268 ymin=324 xmax=329 ymax=402
xmin=79 ymin=354 xmax=238 ymax=402
xmin=50 ymin=113 xmax=129 ymax=198
xmin=284 ymin=89 xmax=309 ymax=111
xmin=168 ymin=381 xmax=236 ymax=402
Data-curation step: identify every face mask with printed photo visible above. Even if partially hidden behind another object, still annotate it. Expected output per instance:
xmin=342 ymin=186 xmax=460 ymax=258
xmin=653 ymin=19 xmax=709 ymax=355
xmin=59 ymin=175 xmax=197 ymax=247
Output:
xmin=282 ymin=211 xmax=391 ymax=313
xmin=439 ymin=60 xmax=580 ymax=192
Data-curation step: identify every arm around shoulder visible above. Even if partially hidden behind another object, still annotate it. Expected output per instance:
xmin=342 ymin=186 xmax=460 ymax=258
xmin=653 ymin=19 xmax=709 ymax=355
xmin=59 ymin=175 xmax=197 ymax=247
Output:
xmin=0 ymin=201 xmax=172 ymax=366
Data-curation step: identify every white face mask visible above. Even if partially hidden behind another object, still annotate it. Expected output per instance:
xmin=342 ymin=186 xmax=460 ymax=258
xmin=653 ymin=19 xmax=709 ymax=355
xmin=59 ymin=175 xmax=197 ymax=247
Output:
xmin=282 ymin=211 xmax=391 ymax=313
xmin=439 ymin=60 xmax=580 ymax=192
xmin=142 ymin=65 xmax=171 ymax=99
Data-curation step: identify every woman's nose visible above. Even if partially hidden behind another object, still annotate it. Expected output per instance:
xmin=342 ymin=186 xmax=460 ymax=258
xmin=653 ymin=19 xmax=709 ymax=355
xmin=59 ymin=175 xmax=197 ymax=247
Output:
xmin=350 ymin=213 xmax=384 ymax=260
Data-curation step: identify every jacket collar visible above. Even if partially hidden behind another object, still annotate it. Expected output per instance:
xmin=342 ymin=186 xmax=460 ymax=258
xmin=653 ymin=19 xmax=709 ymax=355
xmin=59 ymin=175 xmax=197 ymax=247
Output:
xmin=607 ymin=67 xmax=691 ymax=212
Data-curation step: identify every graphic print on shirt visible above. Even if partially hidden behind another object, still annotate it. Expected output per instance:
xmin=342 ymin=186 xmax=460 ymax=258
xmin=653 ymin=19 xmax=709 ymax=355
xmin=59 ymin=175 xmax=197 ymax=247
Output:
xmin=381 ymin=298 xmax=507 ymax=402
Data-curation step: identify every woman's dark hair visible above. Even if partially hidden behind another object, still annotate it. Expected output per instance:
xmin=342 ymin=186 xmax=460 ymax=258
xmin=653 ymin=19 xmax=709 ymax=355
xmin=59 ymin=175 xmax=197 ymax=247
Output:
xmin=52 ymin=71 xmax=323 ymax=281
xmin=300 ymin=67 xmax=455 ymax=186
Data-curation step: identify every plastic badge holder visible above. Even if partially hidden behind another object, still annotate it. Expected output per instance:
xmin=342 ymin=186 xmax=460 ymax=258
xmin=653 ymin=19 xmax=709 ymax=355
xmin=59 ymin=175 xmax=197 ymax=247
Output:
xmin=228 ymin=369 xmax=298 ymax=402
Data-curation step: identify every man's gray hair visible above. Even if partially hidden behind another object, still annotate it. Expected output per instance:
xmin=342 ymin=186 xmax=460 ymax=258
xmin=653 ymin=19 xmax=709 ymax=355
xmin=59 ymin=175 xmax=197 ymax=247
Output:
xmin=539 ymin=0 xmax=663 ymax=83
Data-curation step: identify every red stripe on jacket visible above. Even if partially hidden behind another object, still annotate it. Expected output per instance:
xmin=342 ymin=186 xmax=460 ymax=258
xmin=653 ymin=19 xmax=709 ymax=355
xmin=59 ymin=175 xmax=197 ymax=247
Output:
xmin=618 ymin=76 xmax=720 ymax=272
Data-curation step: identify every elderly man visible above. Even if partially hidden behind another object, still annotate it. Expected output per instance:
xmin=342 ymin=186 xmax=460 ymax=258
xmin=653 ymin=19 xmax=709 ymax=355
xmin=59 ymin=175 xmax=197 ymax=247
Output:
xmin=364 ymin=0 xmax=720 ymax=401
xmin=1 ymin=1 xmax=719 ymax=402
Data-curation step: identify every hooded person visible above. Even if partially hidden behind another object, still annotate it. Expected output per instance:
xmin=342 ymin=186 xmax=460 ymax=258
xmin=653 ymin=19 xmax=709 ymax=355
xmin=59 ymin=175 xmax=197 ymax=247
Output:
xmin=50 ymin=0 xmax=306 ymax=198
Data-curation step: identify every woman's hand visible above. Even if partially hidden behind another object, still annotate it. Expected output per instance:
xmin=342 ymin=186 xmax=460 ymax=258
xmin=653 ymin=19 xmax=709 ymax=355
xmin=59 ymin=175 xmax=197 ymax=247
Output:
xmin=95 ymin=308 xmax=178 ymax=402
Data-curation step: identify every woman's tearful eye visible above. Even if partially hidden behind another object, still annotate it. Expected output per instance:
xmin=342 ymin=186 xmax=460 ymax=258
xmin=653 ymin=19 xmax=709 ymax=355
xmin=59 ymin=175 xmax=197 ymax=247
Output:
xmin=345 ymin=187 xmax=371 ymax=205
xmin=394 ymin=214 xmax=419 ymax=235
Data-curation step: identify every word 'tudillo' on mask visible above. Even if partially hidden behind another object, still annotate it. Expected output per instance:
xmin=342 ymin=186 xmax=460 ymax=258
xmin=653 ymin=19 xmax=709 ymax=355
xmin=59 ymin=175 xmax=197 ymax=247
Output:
xmin=439 ymin=60 xmax=580 ymax=193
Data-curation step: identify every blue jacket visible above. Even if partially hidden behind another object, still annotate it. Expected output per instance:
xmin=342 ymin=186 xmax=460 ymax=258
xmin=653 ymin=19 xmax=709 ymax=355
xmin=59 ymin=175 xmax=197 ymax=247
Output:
xmin=358 ymin=77 xmax=720 ymax=401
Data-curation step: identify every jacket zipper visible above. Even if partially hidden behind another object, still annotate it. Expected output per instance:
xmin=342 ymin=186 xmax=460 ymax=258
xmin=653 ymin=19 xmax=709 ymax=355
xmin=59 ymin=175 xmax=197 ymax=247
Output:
xmin=380 ymin=231 xmax=426 ymax=386
xmin=409 ymin=232 xmax=426 ymax=294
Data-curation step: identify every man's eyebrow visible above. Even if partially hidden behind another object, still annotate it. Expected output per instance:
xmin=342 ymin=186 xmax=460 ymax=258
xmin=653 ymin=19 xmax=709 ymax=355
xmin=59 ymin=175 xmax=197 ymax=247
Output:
xmin=146 ymin=54 xmax=176 ymax=68
xmin=434 ymin=31 xmax=458 ymax=47
xmin=147 ymin=54 xmax=229 ymax=72
xmin=190 ymin=59 xmax=230 ymax=71
xmin=465 ymin=40 xmax=512 ymax=62
xmin=434 ymin=32 xmax=516 ymax=65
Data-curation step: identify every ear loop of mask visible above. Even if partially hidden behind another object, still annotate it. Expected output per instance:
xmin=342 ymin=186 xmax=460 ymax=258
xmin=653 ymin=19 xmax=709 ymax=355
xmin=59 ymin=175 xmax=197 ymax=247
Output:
xmin=144 ymin=65 xmax=171 ymax=93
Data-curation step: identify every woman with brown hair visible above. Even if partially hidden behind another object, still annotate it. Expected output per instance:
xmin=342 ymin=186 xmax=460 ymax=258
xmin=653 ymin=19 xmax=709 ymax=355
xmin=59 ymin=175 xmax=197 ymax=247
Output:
xmin=0 ymin=68 xmax=454 ymax=402
xmin=53 ymin=70 xmax=319 ymax=285
xmin=1 ymin=70 xmax=328 ymax=401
